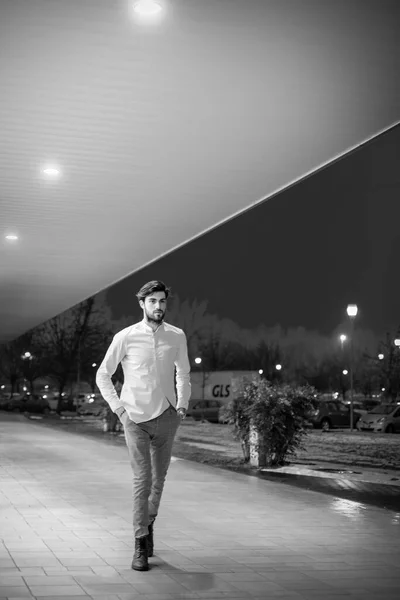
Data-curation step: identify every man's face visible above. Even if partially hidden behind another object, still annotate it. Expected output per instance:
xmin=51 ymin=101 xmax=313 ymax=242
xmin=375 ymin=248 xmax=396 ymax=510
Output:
xmin=140 ymin=291 xmax=167 ymax=323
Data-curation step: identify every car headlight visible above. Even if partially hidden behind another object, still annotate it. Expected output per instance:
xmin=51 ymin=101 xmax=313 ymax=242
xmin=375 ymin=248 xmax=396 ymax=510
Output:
xmin=377 ymin=417 xmax=385 ymax=423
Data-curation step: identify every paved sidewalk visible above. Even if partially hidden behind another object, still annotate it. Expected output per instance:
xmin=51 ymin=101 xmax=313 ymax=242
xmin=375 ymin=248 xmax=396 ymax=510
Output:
xmin=1 ymin=414 xmax=399 ymax=600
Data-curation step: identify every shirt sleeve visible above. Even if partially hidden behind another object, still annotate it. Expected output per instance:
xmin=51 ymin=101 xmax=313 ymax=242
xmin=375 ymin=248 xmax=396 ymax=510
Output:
xmin=175 ymin=331 xmax=191 ymax=411
xmin=95 ymin=331 xmax=126 ymax=413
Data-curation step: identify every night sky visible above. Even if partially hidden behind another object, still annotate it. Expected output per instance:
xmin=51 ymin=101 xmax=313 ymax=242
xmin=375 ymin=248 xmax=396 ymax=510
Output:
xmin=105 ymin=124 xmax=400 ymax=336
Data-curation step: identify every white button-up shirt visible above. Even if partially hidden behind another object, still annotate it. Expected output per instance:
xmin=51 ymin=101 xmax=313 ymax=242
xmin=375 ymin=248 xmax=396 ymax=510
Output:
xmin=96 ymin=320 xmax=191 ymax=424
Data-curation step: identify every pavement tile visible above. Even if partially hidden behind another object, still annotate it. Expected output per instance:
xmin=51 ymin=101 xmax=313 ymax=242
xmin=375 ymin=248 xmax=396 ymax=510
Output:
xmin=0 ymin=576 xmax=25 ymax=586
xmin=215 ymin=572 xmax=267 ymax=582
xmin=79 ymin=583 xmax=138 ymax=595
xmin=28 ymin=586 xmax=88 ymax=596
xmin=0 ymin=588 xmax=32 ymax=598
xmin=35 ymin=597 xmax=89 ymax=600
xmin=0 ymin=560 xmax=15 ymax=568
xmin=59 ymin=557 xmax=108 ymax=567
xmin=23 ymin=575 xmax=78 ymax=586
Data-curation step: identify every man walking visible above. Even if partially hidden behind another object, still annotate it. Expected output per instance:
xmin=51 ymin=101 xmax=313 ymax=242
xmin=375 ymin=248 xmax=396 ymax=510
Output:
xmin=96 ymin=281 xmax=191 ymax=571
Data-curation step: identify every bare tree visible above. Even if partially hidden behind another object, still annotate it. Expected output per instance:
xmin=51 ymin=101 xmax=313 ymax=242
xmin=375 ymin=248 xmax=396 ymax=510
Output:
xmin=166 ymin=295 xmax=209 ymax=358
xmin=0 ymin=341 xmax=23 ymax=396
xmin=35 ymin=297 xmax=111 ymax=410
xmin=373 ymin=330 xmax=400 ymax=401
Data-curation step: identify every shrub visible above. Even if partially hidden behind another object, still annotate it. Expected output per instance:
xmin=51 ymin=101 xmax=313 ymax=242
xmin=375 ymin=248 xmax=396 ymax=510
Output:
xmin=222 ymin=378 xmax=316 ymax=467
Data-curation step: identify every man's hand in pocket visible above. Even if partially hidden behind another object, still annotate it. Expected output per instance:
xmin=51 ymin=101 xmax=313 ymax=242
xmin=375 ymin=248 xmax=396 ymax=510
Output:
xmin=115 ymin=407 xmax=128 ymax=425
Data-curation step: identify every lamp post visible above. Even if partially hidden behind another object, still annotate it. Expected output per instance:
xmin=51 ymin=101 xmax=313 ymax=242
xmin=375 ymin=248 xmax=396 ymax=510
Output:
xmin=346 ymin=304 xmax=358 ymax=431
xmin=339 ymin=334 xmax=347 ymax=350
xmin=90 ymin=363 xmax=97 ymax=393
xmin=21 ymin=351 xmax=34 ymax=394
xmin=195 ymin=357 xmax=205 ymax=421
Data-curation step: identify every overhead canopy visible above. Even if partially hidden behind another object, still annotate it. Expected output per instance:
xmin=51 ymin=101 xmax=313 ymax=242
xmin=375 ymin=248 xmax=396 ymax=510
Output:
xmin=1 ymin=0 xmax=399 ymax=344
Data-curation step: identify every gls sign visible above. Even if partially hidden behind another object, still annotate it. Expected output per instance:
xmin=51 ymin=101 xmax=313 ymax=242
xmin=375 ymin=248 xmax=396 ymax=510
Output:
xmin=212 ymin=384 xmax=231 ymax=398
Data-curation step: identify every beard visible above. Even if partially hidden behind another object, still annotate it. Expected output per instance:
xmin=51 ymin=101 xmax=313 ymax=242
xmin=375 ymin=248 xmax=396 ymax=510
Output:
xmin=145 ymin=307 xmax=165 ymax=325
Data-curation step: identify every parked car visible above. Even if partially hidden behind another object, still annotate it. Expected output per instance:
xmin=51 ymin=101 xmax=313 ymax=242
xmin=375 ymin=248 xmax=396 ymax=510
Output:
xmin=306 ymin=399 xmax=362 ymax=431
xmin=356 ymin=403 xmax=400 ymax=433
xmin=45 ymin=395 xmax=77 ymax=412
xmin=186 ymin=399 xmax=224 ymax=423
xmin=341 ymin=400 xmax=369 ymax=417
xmin=0 ymin=395 xmax=10 ymax=410
xmin=342 ymin=398 xmax=380 ymax=414
xmin=77 ymin=396 xmax=108 ymax=417
xmin=4 ymin=394 xmax=51 ymax=414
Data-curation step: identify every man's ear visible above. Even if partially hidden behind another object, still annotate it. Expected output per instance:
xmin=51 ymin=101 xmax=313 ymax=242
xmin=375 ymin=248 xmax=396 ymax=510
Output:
xmin=139 ymin=299 xmax=144 ymax=310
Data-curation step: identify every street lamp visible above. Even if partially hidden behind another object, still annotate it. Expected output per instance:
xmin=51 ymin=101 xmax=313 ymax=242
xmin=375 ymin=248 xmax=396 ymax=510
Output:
xmin=92 ymin=363 xmax=97 ymax=368
xmin=347 ymin=304 xmax=358 ymax=318
xmin=194 ymin=357 xmax=202 ymax=365
xmin=275 ymin=364 xmax=282 ymax=371
xmin=346 ymin=304 xmax=358 ymax=431
xmin=394 ymin=339 xmax=400 ymax=347
xmin=258 ymin=369 xmax=263 ymax=375
xmin=378 ymin=353 xmax=384 ymax=360
xmin=343 ymin=369 xmax=349 ymax=376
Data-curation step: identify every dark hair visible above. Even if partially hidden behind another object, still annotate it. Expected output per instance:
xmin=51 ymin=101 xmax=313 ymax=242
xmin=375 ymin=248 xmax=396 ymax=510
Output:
xmin=136 ymin=280 xmax=171 ymax=303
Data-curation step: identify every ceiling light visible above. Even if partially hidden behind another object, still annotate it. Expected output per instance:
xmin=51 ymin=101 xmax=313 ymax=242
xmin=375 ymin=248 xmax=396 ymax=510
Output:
xmin=133 ymin=0 xmax=163 ymax=16
xmin=42 ymin=166 xmax=61 ymax=177
xmin=5 ymin=234 xmax=18 ymax=241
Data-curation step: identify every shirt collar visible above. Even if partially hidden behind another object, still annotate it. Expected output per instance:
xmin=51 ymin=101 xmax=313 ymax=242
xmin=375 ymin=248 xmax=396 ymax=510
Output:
xmin=141 ymin=319 xmax=164 ymax=334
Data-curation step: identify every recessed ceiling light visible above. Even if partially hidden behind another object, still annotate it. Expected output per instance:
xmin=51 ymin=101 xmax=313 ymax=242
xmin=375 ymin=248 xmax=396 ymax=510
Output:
xmin=133 ymin=0 xmax=163 ymax=16
xmin=5 ymin=234 xmax=18 ymax=241
xmin=42 ymin=166 xmax=61 ymax=177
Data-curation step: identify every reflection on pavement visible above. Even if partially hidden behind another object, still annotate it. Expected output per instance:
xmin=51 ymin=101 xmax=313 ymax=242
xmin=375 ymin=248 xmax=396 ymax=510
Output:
xmin=330 ymin=497 xmax=368 ymax=520
xmin=392 ymin=512 xmax=400 ymax=525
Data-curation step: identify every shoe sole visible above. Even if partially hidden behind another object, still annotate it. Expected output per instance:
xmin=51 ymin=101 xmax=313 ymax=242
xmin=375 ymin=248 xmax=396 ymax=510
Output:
xmin=132 ymin=564 xmax=149 ymax=571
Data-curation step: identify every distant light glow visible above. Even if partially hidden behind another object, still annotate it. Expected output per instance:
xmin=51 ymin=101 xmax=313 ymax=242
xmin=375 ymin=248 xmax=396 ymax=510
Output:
xmin=394 ymin=339 xmax=400 ymax=347
xmin=195 ymin=357 xmax=202 ymax=365
xmin=133 ymin=0 xmax=162 ymax=16
xmin=5 ymin=234 xmax=18 ymax=241
xmin=382 ymin=387 xmax=386 ymax=392
xmin=275 ymin=364 xmax=282 ymax=371
xmin=1 ymin=385 xmax=5 ymax=389
xmin=339 ymin=334 xmax=347 ymax=343
xmin=378 ymin=353 xmax=384 ymax=360
xmin=343 ymin=369 xmax=349 ymax=375
xmin=258 ymin=369 xmax=263 ymax=375
xmin=92 ymin=363 xmax=97 ymax=368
